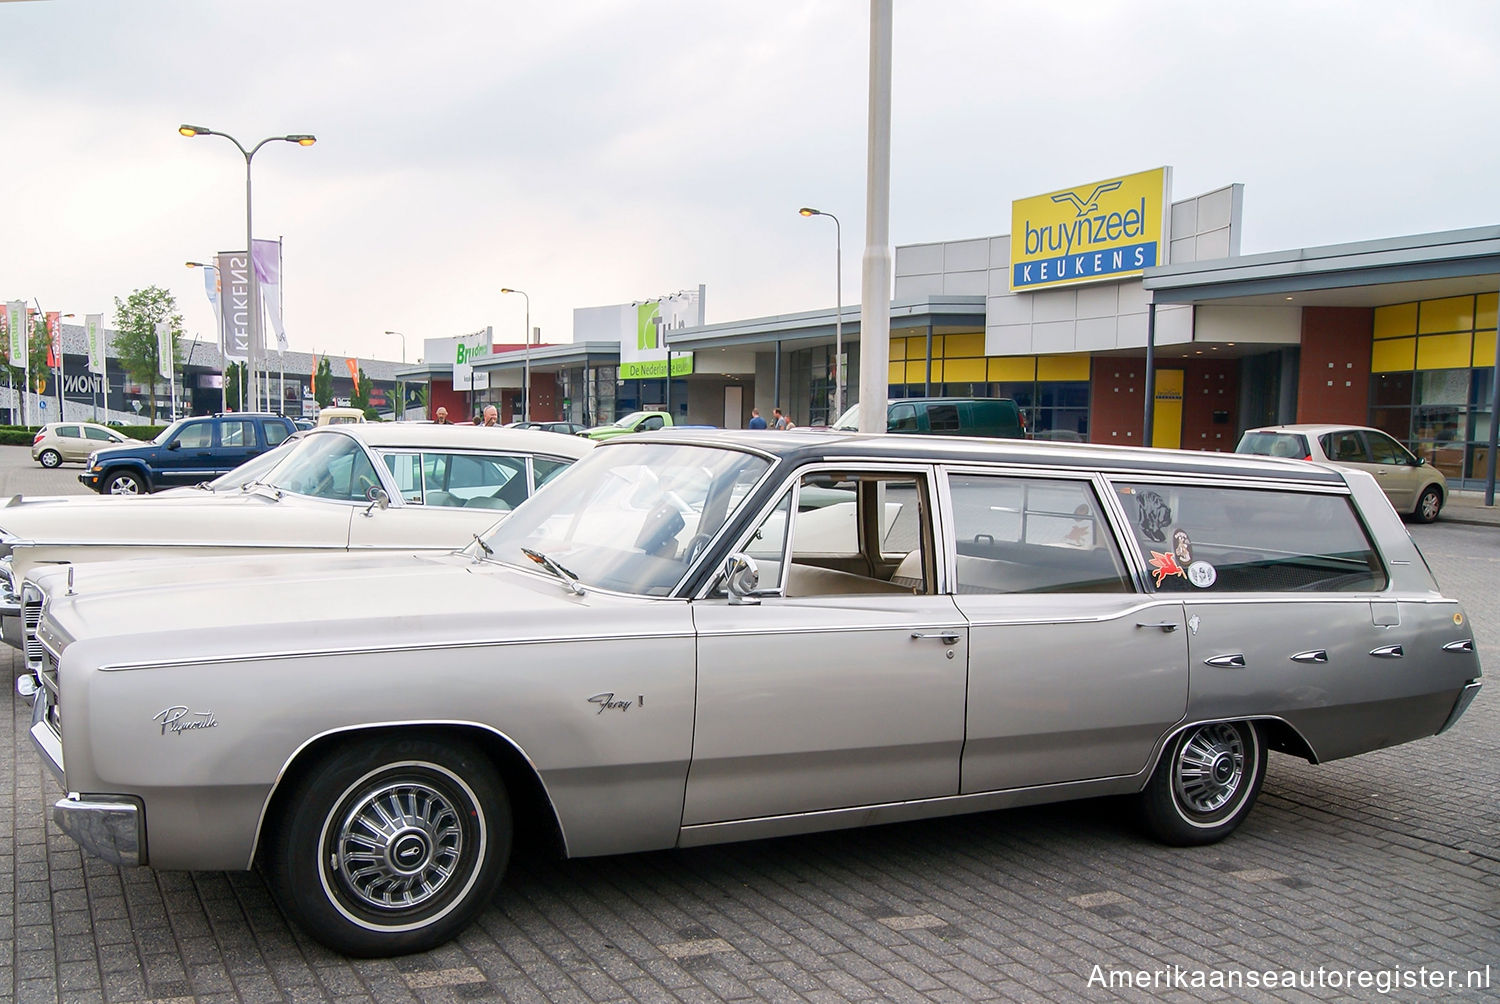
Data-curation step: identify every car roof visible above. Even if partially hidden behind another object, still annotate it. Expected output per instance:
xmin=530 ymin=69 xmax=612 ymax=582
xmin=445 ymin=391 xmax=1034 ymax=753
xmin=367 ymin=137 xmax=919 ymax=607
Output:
xmin=1242 ymin=424 xmax=1383 ymax=436
xmin=620 ymin=428 xmax=1346 ymax=484
xmin=305 ymin=422 xmax=594 ymax=457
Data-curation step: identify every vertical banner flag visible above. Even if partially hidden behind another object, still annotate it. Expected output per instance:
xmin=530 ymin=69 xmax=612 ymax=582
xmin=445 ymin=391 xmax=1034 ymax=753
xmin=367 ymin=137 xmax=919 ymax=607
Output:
xmin=85 ymin=314 xmax=105 ymax=374
xmin=216 ymin=251 xmax=250 ymax=361
xmin=310 ymin=352 xmax=318 ymax=397
xmin=45 ymin=312 xmax=61 ymax=368
xmin=5 ymin=301 xmax=25 ymax=365
xmin=156 ymin=320 xmax=173 ymax=381
xmin=201 ymin=264 xmax=224 ymax=354
xmin=345 ymin=357 xmax=359 ymax=394
xmin=251 ymin=238 xmax=287 ymax=352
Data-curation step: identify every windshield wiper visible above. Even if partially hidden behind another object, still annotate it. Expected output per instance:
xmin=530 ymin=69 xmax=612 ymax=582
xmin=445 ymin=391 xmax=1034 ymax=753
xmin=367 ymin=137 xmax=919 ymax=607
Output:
xmin=521 ymin=546 xmax=585 ymax=595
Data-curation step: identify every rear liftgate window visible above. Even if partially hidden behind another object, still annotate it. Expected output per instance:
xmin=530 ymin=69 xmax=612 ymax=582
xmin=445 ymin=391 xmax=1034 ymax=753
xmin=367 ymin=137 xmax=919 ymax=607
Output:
xmin=1114 ymin=483 xmax=1387 ymax=593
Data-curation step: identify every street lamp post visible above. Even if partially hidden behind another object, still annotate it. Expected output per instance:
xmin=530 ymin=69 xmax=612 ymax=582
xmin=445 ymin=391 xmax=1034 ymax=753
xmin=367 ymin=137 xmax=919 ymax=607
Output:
xmin=186 ymin=261 xmax=230 ymax=413
xmin=384 ymin=330 xmax=406 ymax=420
xmin=500 ymin=288 xmax=530 ymax=421
xmin=799 ymin=207 xmax=843 ymax=422
xmin=178 ymin=124 xmax=314 ymax=416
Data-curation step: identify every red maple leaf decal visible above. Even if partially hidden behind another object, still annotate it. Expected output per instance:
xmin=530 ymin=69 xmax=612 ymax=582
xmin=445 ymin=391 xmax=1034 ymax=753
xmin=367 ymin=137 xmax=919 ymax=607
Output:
xmin=1149 ymin=550 xmax=1185 ymax=586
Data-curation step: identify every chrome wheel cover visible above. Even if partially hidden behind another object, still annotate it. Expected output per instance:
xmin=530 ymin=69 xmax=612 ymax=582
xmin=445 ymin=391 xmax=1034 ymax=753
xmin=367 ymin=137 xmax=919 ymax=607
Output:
xmin=332 ymin=778 xmax=466 ymax=913
xmin=1172 ymin=723 xmax=1247 ymax=816
xmin=1420 ymin=490 xmax=1440 ymax=521
xmin=108 ymin=477 xmax=140 ymax=496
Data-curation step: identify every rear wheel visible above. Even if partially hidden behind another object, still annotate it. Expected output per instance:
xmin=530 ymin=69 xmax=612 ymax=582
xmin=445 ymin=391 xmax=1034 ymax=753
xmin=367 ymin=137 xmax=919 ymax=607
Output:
xmin=38 ymin=449 xmax=61 ymax=469
xmin=265 ymin=735 xmax=511 ymax=957
xmin=1136 ymin=720 xmax=1266 ymax=846
xmin=1414 ymin=485 xmax=1442 ymax=523
xmin=104 ymin=470 xmax=146 ymax=495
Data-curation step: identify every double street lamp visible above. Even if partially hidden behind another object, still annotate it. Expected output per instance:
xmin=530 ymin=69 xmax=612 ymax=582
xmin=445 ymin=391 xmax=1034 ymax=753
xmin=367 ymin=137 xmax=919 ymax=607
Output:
xmin=384 ymin=330 xmax=406 ymax=420
xmin=799 ymin=207 xmax=844 ymax=421
xmin=500 ymin=288 xmax=530 ymax=422
xmin=178 ymin=124 xmax=315 ymax=414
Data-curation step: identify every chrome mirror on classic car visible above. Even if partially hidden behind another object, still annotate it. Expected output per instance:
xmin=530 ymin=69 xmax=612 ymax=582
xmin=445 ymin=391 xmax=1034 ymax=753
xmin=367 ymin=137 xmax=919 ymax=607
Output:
xmin=723 ymin=552 xmax=761 ymax=604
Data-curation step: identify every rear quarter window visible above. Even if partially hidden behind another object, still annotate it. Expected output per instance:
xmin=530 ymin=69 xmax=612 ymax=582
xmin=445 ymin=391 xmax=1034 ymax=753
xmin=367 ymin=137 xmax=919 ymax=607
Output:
xmin=1114 ymin=482 xmax=1386 ymax=593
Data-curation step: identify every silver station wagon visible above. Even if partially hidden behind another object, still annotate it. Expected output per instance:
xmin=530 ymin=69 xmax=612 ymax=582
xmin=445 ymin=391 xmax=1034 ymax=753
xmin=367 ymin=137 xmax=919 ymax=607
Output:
xmin=20 ymin=430 xmax=1482 ymax=956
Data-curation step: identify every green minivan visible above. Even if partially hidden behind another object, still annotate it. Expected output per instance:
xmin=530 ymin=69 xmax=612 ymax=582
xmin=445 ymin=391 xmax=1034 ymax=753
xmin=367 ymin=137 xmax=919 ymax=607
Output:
xmin=833 ymin=397 xmax=1026 ymax=439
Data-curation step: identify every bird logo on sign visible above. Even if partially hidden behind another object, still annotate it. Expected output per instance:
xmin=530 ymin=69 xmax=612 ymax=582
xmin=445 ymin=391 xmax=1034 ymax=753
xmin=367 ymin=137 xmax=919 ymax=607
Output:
xmin=1050 ymin=180 xmax=1123 ymax=217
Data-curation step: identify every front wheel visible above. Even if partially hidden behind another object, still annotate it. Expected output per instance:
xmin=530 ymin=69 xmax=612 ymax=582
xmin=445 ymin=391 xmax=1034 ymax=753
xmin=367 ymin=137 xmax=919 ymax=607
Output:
xmin=38 ymin=449 xmax=62 ymax=469
xmin=1414 ymin=486 xmax=1442 ymax=523
xmin=1135 ymin=720 xmax=1266 ymax=846
xmin=265 ymin=735 xmax=511 ymax=957
xmin=103 ymin=470 xmax=146 ymax=495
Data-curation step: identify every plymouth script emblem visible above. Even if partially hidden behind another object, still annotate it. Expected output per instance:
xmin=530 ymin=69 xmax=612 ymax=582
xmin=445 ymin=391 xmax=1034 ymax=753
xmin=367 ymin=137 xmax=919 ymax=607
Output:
xmin=587 ymin=693 xmax=644 ymax=715
xmin=153 ymin=706 xmax=219 ymax=736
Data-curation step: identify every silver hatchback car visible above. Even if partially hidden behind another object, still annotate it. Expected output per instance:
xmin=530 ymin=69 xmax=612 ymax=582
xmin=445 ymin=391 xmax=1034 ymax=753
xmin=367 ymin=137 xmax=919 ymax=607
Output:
xmin=30 ymin=421 xmax=130 ymax=468
xmin=1236 ymin=423 xmax=1448 ymax=522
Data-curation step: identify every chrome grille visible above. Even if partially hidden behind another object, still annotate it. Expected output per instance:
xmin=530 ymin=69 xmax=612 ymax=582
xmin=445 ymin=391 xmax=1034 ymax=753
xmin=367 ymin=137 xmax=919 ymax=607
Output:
xmin=21 ymin=583 xmax=43 ymax=672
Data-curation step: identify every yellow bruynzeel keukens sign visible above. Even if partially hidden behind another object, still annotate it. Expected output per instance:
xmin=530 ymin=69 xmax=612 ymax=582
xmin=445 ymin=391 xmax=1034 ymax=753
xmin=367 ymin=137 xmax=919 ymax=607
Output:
xmin=1010 ymin=167 xmax=1172 ymax=292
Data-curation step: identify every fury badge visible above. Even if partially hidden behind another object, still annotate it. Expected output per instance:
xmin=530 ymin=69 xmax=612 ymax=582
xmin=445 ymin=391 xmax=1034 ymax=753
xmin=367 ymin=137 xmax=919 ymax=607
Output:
xmin=1188 ymin=614 xmax=1201 ymax=636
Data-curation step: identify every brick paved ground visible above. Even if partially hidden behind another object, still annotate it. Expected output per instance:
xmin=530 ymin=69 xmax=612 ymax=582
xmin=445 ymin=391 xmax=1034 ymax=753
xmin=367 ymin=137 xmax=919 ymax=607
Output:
xmin=0 ymin=449 xmax=1496 ymax=1002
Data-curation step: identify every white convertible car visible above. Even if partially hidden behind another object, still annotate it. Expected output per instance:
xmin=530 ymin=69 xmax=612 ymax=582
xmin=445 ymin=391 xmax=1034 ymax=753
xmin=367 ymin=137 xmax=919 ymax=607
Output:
xmin=0 ymin=423 xmax=591 ymax=657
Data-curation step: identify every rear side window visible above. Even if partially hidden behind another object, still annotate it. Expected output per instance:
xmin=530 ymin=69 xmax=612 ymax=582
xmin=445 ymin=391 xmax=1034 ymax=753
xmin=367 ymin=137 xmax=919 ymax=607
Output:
xmin=1114 ymin=482 xmax=1386 ymax=593
xmin=926 ymin=403 xmax=960 ymax=433
xmin=264 ymin=422 xmax=291 ymax=446
xmin=1320 ymin=431 xmax=1365 ymax=462
xmin=1235 ymin=431 xmax=1309 ymax=459
xmin=220 ymin=420 xmax=256 ymax=448
xmin=58 ymin=425 xmax=80 ymax=439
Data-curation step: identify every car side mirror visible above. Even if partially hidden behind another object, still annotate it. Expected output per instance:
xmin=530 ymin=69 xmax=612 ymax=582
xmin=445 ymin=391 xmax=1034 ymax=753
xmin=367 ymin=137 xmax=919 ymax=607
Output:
xmin=166 ymin=440 xmax=180 ymax=450
xmin=724 ymin=552 xmax=761 ymax=606
xmin=363 ymin=486 xmax=390 ymax=516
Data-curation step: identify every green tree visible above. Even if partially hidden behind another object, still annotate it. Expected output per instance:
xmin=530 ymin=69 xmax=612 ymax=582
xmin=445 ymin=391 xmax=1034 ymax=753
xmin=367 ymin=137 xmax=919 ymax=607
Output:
xmin=223 ymin=361 xmax=248 ymax=412
xmin=112 ymin=286 xmax=182 ymax=423
xmin=313 ymin=356 xmax=334 ymax=408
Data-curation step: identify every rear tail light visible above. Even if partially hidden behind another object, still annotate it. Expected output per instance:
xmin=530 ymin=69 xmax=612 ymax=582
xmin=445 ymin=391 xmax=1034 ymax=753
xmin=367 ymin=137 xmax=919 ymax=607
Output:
xmin=31 ymin=430 xmax=44 ymax=446
xmin=1304 ymin=455 xmax=1313 ymax=461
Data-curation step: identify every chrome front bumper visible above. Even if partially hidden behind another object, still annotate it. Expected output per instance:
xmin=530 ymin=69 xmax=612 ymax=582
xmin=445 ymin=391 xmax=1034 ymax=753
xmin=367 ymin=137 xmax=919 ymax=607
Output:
xmin=21 ymin=671 xmax=144 ymax=867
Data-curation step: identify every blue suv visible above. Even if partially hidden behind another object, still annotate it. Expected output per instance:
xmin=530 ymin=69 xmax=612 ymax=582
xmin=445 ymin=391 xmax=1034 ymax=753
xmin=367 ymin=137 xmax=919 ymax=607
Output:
xmin=80 ymin=413 xmax=297 ymax=495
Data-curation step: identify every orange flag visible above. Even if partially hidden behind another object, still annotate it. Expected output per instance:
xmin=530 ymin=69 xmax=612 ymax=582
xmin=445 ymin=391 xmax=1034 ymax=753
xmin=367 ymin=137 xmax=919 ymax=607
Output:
xmin=345 ymin=357 xmax=359 ymax=393
xmin=310 ymin=353 xmax=319 ymax=395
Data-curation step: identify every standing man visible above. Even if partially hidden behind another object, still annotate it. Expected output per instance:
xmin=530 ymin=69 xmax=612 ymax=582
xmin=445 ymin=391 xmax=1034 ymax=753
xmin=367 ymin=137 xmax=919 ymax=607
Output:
xmin=748 ymin=407 xmax=766 ymax=430
xmin=482 ymin=405 xmax=499 ymax=426
xmin=435 ymin=407 xmax=451 ymax=424
xmin=772 ymin=407 xmax=795 ymax=430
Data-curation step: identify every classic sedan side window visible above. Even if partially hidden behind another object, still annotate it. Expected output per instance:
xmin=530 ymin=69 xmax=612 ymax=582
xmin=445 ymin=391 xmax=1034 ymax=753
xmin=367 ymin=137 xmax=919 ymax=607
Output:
xmin=269 ymin=435 xmax=380 ymax=501
xmin=1114 ymin=482 xmax=1387 ymax=593
xmin=946 ymin=475 xmax=1130 ymax=594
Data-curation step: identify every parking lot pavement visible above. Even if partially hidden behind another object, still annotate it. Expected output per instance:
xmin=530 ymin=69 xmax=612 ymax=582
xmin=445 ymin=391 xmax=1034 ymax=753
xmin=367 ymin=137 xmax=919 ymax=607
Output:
xmin=0 ymin=452 xmax=1496 ymax=1002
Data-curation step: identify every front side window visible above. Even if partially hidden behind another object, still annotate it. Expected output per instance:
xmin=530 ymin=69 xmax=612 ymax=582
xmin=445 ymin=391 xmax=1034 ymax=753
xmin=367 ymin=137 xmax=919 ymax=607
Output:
xmin=83 ymin=426 xmax=116 ymax=442
xmin=1114 ymin=482 xmax=1386 ymax=593
xmin=484 ymin=443 xmax=770 ymax=596
xmin=382 ymin=452 xmax=425 ymax=503
xmin=174 ymin=421 xmax=213 ymax=450
xmin=1365 ymin=431 xmax=1412 ymax=466
xmin=947 ymin=475 xmax=1130 ymax=593
xmin=268 ymin=434 xmax=380 ymax=501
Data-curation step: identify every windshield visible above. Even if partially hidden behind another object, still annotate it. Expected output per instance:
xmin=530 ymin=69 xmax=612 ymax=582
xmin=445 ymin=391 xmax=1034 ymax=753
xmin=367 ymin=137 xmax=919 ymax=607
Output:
xmin=209 ymin=440 xmax=297 ymax=489
xmin=263 ymin=432 xmax=380 ymax=500
xmin=613 ymin=411 xmax=647 ymax=428
xmin=151 ymin=419 xmax=186 ymax=445
xmin=832 ymin=403 xmax=860 ymax=430
xmin=482 ymin=442 xmax=772 ymax=596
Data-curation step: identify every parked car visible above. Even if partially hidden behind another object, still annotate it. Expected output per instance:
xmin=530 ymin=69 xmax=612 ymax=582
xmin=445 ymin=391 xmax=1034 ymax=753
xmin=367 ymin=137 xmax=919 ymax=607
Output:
xmin=19 ymin=431 xmax=1480 ymax=956
xmin=31 ymin=421 xmax=131 ymax=468
xmin=832 ymin=397 xmax=1026 ymax=438
xmin=1235 ymin=423 xmax=1448 ymax=522
xmin=0 ymin=424 xmax=591 ymax=661
xmin=79 ymin=412 xmax=298 ymax=495
xmin=507 ymin=420 xmax=589 ymax=436
xmin=316 ymin=407 xmax=367 ymax=426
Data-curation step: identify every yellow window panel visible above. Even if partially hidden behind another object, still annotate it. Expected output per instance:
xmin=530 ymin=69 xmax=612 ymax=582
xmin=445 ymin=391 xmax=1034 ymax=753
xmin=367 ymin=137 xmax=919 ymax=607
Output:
xmin=1371 ymin=337 xmax=1416 ymax=373
xmin=1416 ymin=332 xmax=1472 ymax=370
xmin=1479 ymin=294 xmax=1497 ymax=331
xmin=1037 ymin=353 xmax=1092 ymax=381
xmin=905 ymin=361 xmax=928 ymax=383
xmin=888 ymin=361 xmax=906 ymax=384
xmin=907 ymin=335 xmax=929 ymax=359
xmin=987 ymin=356 xmax=1036 ymax=382
xmin=944 ymin=357 xmax=986 ymax=381
xmin=943 ymin=332 xmax=985 ymax=357
xmin=1373 ymin=302 xmax=1418 ymax=339
xmin=887 ymin=336 xmax=906 ymax=362
xmin=1417 ymin=295 xmax=1474 ymax=335
xmin=1475 ymin=329 xmax=1496 ymax=368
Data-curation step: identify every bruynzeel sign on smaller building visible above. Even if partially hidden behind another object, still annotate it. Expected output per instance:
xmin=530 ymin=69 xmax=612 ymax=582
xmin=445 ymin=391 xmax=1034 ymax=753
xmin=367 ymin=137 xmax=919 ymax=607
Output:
xmin=1010 ymin=166 xmax=1171 ymax=292
xmin=452 ymin=326 xmax=491 ymax=391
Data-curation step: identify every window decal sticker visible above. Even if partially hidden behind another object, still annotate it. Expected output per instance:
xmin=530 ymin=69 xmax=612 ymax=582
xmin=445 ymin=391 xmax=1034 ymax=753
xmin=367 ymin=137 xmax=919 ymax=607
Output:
xmin=1134 ymin=490 xmax=1172 ymax=542
xmin=1187 ymin=561 xmax=1217 ymax=588
xmin=1148 ymin=550 xmax=1186 ymax=586
xmin=1172 ymin=529 xmax=1193 ymax=565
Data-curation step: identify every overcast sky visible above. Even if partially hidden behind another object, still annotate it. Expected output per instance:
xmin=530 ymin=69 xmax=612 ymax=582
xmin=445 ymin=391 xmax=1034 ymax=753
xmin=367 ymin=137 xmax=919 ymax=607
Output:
xmin=4 ymin=0 xmax=1499 ymax=364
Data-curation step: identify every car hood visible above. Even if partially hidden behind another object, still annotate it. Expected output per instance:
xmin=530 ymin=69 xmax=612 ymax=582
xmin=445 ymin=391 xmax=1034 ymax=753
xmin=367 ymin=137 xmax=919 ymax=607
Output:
xmin=33 ymin=548 xmax=632 ymax=667
xmin=0 ymin=489 xmax=299 ymax=544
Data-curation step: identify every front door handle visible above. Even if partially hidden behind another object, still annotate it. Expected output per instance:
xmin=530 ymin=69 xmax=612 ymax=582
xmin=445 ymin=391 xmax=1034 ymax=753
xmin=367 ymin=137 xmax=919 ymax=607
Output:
xmin=1370 ymin=644 xmax=1404 ymax=659
xmin=1135 ymin=621 xmax=1178 ymax=633
xmin=1290 ymin=650 xmax=1328 ymax=664
xmin=911 ymin=631 xmax=961 ymax=645
xmin=1204 ymin=654 xmax=1246 ymax=668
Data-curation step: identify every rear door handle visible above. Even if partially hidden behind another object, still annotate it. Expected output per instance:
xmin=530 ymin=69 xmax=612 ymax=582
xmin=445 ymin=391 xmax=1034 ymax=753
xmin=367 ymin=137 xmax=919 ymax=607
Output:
xmin=911 ymin=631 xmax=962 ymax=645
xmin=1135 ymin=621 xmax=1178 ymax=633
xmin=1290 ymin=650 xmax=1328 ymax=664
xmin=1204 ymin=654 xmax=1246 ymax=668
xmin=1370 ymin=644 xmax=1404 ymax=659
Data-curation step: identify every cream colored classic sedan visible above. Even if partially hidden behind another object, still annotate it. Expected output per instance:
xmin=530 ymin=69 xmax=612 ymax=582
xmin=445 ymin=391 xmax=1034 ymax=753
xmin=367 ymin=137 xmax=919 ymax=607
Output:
xmin=0 ymin=423 xmax=591 ymax=656
xmin=19 ymin=431 xmax=1482 ymax=958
